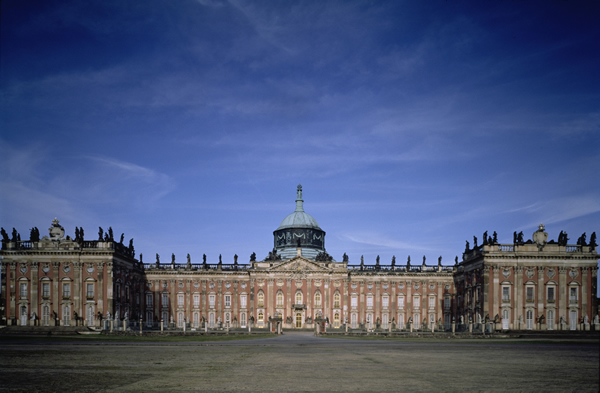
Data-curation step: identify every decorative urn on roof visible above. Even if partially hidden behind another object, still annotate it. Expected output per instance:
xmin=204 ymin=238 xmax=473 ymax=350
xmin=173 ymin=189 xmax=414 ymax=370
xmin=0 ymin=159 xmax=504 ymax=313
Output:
xmin=273 ymin=185 xmax=327 ymax=260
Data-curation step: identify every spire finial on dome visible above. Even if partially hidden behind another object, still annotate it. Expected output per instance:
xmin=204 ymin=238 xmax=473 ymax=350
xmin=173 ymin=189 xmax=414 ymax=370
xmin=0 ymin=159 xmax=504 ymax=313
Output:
xmin=295 ymin=184 xmax=304 ymax=212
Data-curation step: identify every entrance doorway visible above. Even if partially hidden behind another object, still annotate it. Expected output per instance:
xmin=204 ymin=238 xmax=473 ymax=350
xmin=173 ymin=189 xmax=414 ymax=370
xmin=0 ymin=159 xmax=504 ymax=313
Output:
xmin=295 ymin=313 xmax=302 ymax=328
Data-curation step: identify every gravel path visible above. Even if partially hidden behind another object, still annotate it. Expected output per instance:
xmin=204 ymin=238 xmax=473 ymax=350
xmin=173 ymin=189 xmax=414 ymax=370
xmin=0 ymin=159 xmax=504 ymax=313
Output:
xmin=1 ymin=332 xmax=598 ymax=392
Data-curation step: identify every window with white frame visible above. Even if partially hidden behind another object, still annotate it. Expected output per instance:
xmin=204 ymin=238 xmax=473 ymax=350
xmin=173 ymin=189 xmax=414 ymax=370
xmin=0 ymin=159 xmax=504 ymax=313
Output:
xmin=20 ymin=282 xmax=28 ymax=299
xmin=115 ymin=284 xmax=120 ymax=300
xmin=42 ymin=282 xmax=50 ymax=298
xmin=240 ymin=294 xmax=247 ymax=308
xmin=63 ymin=282 xmax=71 ymax=298
xmin=177 ymin=312 xmax=184 ymax=328
xmin=240 ymin=312 xmax=247 ymax=327
xmin=314 ymin=291 xmax=321 ymax=307
xmin=366 ymin=295 xmax=373 ymax=308
xmin=444 ymin=297 xmax=450 ymax=310
xmin=569 ymin=287 xmax=578 ymax=303
xmin=162 ymin=293 xmax=169 ymax=306
xmin=382 ymin=295 xmax=389 ymax=309
xmin=177 ymin=294 xmax=184 ymax=307
xmin=295 ymin=291 xmax=302 ymax=305
xmin=351 ymin=295 xmax=357 ymax=308
xmin=162 ymin=311 xmax=168 ymax=323
xmin=146 ymin=293 xmax=153 ymax=306
xmin=276 ymin=291 xmax=284 ymax=307
xmin=413 ymin=296 xmax=420 ymax=309
xmin=193 ymin=312 xmax=199 ymax=328
xmin=86 ymin=283 xmax=94 ymax=299
xmin=502 ymin=286 xmax=510 ymax=302
xmin=547 ymin=286 xmax=555 ymax=303
xmin=225 ymin=295 xmax=231 ymax=308
xmin=398 ymin=296 xmax=405 ymax=309
xmin=258 ymin=292 xmax=265 ymax=307
xmin=526 ymin=286 xmax=534 ymax=303
xmin=193 ymin=294 xmax=200 ymax=307
xmin=334 ymin=292 xmax=340 ymax=308
xmin=146 ymin=311 xmax=153 ymax=326
xmin=209 ymin=294 xmax=216 ymax=308
xmin=429 ymin=296 xmax=435 ymax=309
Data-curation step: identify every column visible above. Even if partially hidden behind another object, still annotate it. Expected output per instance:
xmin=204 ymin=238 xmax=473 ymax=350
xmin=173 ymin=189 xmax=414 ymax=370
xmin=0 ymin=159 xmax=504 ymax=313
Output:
xmin=375 ymin=281 xmax=380 ymax=324
xmin=482 ymin=265 xmax=490 ymax=318
xmin=74 ymin=262 xmax=82 ymax=318
xmin=537 ymin=266 xmax=545 ymax=325
xmin=106 ymin=263 xmax=114 ymax=315
xmin=359 ymin=281 xmax=365 ymax=326
xmin=267 ymin=279 xmax=274 ymax=319
xmin=514 ymin=266 xmax=523 ymax=328
xmin=581 ymin=268 xmax=588 ymax=320
xmin=30 ymin=262 xmax=39 ymax=324
xmin=324 ymin=278 xmax=330 ymax=319
xmin=307 ymin=279 xmax=312 ymax=319
xmin=97 ymin=263 xmax=104 ymax=315
xmin=492 ymin=265 xmax=499 ymax=321
xmin=286 ymin=279 xmax=292 ymax=323
xmin=52 ymin=262 xmax=60 ymax=322
xmin=558 ymin=267 xmax=567 ymax=324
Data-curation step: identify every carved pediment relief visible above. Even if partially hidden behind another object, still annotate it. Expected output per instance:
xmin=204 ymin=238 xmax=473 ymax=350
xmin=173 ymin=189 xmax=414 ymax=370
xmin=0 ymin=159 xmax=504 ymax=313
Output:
xmin=267 ymin=257 xmax=328 ymax=272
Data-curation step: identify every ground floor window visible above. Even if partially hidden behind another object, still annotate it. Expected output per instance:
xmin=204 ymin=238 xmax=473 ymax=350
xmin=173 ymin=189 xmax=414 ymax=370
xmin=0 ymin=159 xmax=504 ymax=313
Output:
xmin=547 ymin=310 xmax=554 ymax=330
xmin=295 ymin=312 xmax=302 ymax=328
xmin=240 ymin=312 xmax=247 ymax=328
xmin=209 ymin=312 xmax=215 ymax=328
xmin=526 ymin=310 xmax=533 ymax=330
xmin=382 ymin=314 xmax=388 ymax=330
xmin=193 ymin=312 xmax=199 ymax=328
xmin=502 ymin=309 xmax=509 ymax=329
xmin=225 ymin=313 xmax=231 ymax=327
xmin=258 ymin=312 xmax=265 ymax=328
xmin=569 ymin=310 xmax=577 ymax=330
xmin=444 ymin=314 xmax=451 ymax=330
xmin=397 ymin=313 xmax=404 ymax=329
xmin=334 ymin=313 xmax=340 ymax=328
xmin=146 ymin=311 xmax=153 ymax=327
xmin=367 ymin=313 xmax=373 ymax=330
xmin=42 ymin=305 xmax=50 ymax=326
xmin=177 ymin=312 xmax=184 ymax=328
xmin=162 ymin=311 xmax=169 ymax=323
xmin=351 ymin=313 xmax=357 ymax=329
xmin=87 ymin=305 xmax=94 ymax=326
xmin=62 ymin=305 xmax=70 ymax=326
xmin=429 ymin=314 xmax=435 ymax=329
xmin=413 ymin=314 xmax=420 ymax=329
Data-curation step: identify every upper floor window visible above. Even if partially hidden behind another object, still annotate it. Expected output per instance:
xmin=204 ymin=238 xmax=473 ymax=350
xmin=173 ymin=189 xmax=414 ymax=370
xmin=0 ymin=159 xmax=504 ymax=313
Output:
xmin=20 ymin=283 xmax=28 ymax=299
xmin=295 ymin=292 xmax=302 ymax=305
xmin=193 ymin=294 xmax=200 ymax=306
xmin=63 ymin=283 xmax=71 ymax=298
xmin=257 ymin=292 xmax=265 ymax=307
xmin=334 ymin=292 xmax=340 ymax=308
xmin=569 ymin=287 xmax=578 ymax=303
xmin=366 ymin=295 xmax=373 ymax=308
xmin=146 ymin=293 xmax=153 ymax=306
xmin=240 ymin=294 xmax=247 ymax=308
xmin=502 ymin=286 xmax=510 ymax=302
xmin=398 ymin=296 xmax=405 ymax=309
xmin=225 ymin=295 xmax=231 ymax=308
xmin=526 ymin=287 xmax=534 ymax=303
xmin=42 ymin=282 xmax=50 ymax=298
xmin=314 ymin=292 xmax=321 ymax=307
xmin=429 ymin=296 xmax=435 ymax=309
xmin=382 ymin=296 xmax=389 ymax=309
xmin=276 ymin=292 xmax=284 ymax=307
xmin=444 ymin=297 xmax=451 ymax=310
xmin=177 ymin=294 xmax=184 ymax=306
xmin=351 ymin=295 xmax=358 ymax=308
xmin=162 ymin=294 xmax=169 ymax=306
xmin=115 ymin=284 xmax=120 ymax=300
xmin=547 ymin=287 xmax=555 ymax=302
xmin=86 ymin=283 xmax=94 ymax=299
xmin=413 ymin=297 xmax=420 ymax=309
xmin=209 ymin=294 xmax=216 ymax=308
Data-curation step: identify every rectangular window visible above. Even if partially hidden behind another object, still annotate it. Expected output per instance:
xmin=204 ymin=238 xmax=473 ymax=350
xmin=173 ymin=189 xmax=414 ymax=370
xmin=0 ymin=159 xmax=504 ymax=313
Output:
xmin=502 ymin=287 xmax=510 ymax=302
xmin=526 ymin=287 xmax=534 ymax=302
xmin=225 ymin=295 xmax=231 ymax=308
xmin=569 ymin=287 xmax=577 ymax=303
xmin=162 ymin=294 xmax=169 ymax=306
xmin=20 ymin=283 xmax=28 ymax=298
xmin=366 ymin=296 xmax=373 ymax=308
xmin=413 ymin=297 xmax=420 ymax=308
xmin=547 ymin=287 xmax=555 ymax=302
xmin=444 ymin=297 xmax=450 ymax=310
xmin=193 ymin=294 xmax=200 ymax=307
xmin=136 ymin=293 xmax=140 ymax=305
xmin=429 ymin=297 xmax=435 ymax=309
xmin=351 ymin=296 xmax=358 ymax=308
xmin=209 ymin=295 xmax=215 ymax=308
xmin=382 ymin=296 xmax=389 ymax=309
xmin=63 ymin=283 xmax=71 ymax=298
xmin=398 ymin=296 xmax=404 ymax=309
xmin=146 ymin=294 xmax=153 ymax=307
xmin=177 ymin=294 xmax=184 ymax=306
xmin=240 ymin=295 xmax=247 ymax=308
xmin=42 ymin=283 xmax=50 ymax=298
xmin=86 ymin=283 xmax=94 ymax=299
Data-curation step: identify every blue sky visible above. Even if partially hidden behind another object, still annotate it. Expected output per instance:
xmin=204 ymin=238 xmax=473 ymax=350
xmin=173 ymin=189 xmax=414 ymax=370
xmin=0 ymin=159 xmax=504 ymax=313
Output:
xmin=1 ymin=0 xmax=599 ymax=267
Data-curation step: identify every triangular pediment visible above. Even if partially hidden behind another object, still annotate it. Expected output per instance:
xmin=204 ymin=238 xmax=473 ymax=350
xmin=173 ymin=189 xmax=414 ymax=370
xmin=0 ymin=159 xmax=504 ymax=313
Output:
xmin=267 ymin=256 xmax=329 ymax=272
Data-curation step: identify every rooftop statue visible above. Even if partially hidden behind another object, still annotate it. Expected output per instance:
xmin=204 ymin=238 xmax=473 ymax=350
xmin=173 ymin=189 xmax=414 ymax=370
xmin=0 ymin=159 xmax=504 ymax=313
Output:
xmin=156 ymin=253 xmax=160 ymax=265
xmin=406 ymin=255 xmax=411 ymax=270
xmin=98 ymin=227 xmax=104 ymax=241
xmin=297 ymin=184 xmax=302 ymax=199
xmin=422 ymin=255 xmax=426 ymax=265
xmin=465 ymin=240 xmax=470 ymax=251
xmin=171 ymin=253 xmax=175 ymax=264
xmin=187 ymin=253 xmax=191 ymax=266
xmin=342 ymin=252 xmax=348 ymax=262
xmin=120 ymin=233 xmax=124 ymax=244
xmin=438 ymin=256 xmax=442 ymax=266
xmin=1 ymin=228 xmax=9 ymax=242
xmin=391 ymin=255 xmax=396 ymax=267
xmin=590 ymin=232 xmax=597 ymax=248
xmin=455 ymin=256 xmax=458 ymax=265
xmin=492 ymin=231 xmax=498 ymax=244
xmin=473 ymin=236 xmax=478 ymax=248
xmin=250 ymin=252 xmax=256 ymax=262
xmin=483 ymin=231 xmax=488 ymax=245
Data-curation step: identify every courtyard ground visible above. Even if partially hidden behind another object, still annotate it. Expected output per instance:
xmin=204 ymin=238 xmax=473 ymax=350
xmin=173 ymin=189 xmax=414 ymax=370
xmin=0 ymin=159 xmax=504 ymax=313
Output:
xmin=0 ymin=332 xmax=598 ymax=392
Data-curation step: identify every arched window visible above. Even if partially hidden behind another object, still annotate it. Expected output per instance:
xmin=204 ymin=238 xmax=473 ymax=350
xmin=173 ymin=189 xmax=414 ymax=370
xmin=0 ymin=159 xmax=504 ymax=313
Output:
xmin=547 ymin=310 xmax=554 ymax=330
xmin=334 ymin=292 xmax=340 ymax=308
xmin=240 ymin=312 xmax=247 ymax=327
xmin=42 ymin=305 xmax=50 ymax=326
xmin=177 ymin=312 xmax=184 ymax=328
xmin=193 ymin=312 xmax=199 ymax=328
xmin=314 ymin=291 xmax=321 ymax=307
xmin=276 ymin=291 xmax=284 ymax=307
xmin=257 ymin=292 xmax=264 ymax=307
xmin=295 ymin=291 xmax=303 ymax=305
xmin=87 ymin=305 xmax=94 ymax=327
xmin=258 ymin=312 xmax=264 ymax=328
xmin=334 ymin=312 xmax=340 ymax=328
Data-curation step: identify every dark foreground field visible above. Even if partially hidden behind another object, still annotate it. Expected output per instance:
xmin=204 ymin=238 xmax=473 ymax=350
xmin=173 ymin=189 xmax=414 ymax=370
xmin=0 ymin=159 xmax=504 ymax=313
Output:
xmin=0 ymin=332 xmax=598 ymax=392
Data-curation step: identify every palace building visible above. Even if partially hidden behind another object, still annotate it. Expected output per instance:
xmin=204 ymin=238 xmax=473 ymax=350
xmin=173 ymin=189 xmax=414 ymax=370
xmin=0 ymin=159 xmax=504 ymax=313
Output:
xmin=1 ymin=186 xmax=598 ymax=331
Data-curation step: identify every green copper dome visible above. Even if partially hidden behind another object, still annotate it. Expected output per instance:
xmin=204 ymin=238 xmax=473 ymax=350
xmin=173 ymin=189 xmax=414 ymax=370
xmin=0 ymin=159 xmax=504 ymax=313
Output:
xmin=276 ymin=185 xmax=321 ymax=230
